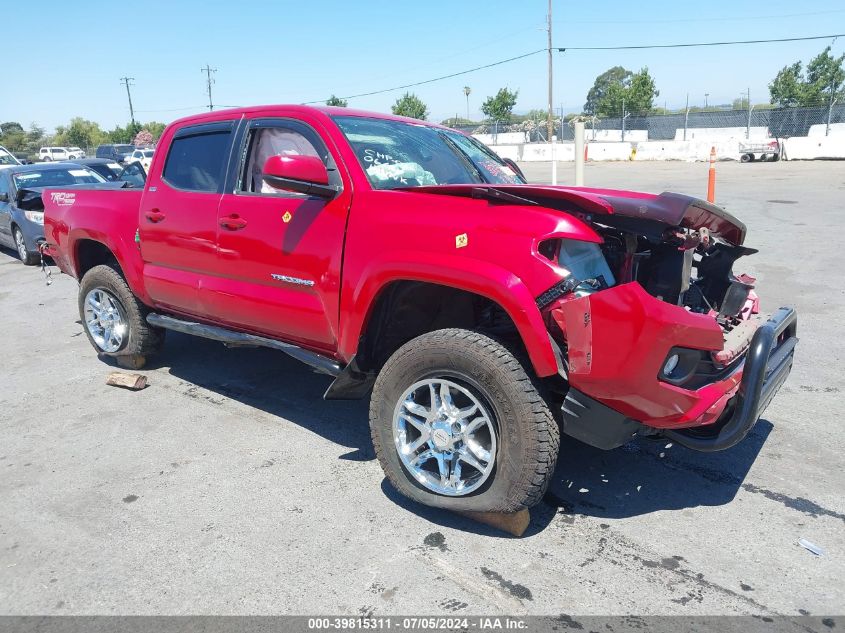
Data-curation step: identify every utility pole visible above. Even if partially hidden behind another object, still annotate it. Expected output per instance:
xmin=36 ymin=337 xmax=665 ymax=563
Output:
xmin=202 ymin=64 xmax=217 ymax=111
xmin=621 ymin=97 xmax=626 ymax=142
xmin=745 ymin=87 xmax=752 ymax=140
xmin=463 ymin=86 xmax=471 ymax=121
xmin=684 ymin=93 xmax=689 ymax=141
xmin=827 ymin=75 xmax=839 ymax=136
xmin=120 ymin=77 xmax=136 ymax=126
xmin=560 ymin=103 xmax=564 ymax=139
xmin=546 ymin=0 xmax=554 ymax=142
xmin=704 ymin=93 xmax=709 ymax=108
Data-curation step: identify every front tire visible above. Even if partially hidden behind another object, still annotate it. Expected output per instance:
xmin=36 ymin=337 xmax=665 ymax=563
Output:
xmin=13 ymin=228 xmax=37 ymax=265
xmin=369 ymin=329 xmax=559 ymax=513
xmin=78 ymin=264 xmax=164 ymax=368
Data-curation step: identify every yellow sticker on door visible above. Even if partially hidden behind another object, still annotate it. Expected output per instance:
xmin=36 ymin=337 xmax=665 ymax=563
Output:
xmin=282 ymin=211 xmax=293 ymax=223
xmin=455 ymin=233 xmax=468 ymax=248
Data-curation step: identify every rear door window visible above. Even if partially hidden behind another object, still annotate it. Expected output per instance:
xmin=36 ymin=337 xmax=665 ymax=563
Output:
xmin=162 ymin=126 xmax=233 ymax=193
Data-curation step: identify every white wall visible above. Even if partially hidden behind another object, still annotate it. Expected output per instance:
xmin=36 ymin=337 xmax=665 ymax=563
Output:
xmin=808 ymin=123 xmax=845 ymax=137
xmin=484 ymin=135 xmax=844 ymax=163
xmin=472 ymin=132 xmax=527 ymax=145
xmin=584 ymin=129 xmax=648 ymax=142
xmin=782 ymin=136 xmax=845 ymax=159
xmin=633 ymin=140 xmax=741 ymax=162
xmin=675 ymin=127 xmax=769 ymax=141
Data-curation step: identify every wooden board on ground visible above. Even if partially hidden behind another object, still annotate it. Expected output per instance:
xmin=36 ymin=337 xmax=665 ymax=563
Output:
xmin=455 ymin=508 xmax=530 ymax=537
xmin=106 ymin=372 xmax=148 ymax=391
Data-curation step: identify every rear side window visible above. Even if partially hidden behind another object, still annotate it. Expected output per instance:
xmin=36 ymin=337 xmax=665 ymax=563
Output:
xmin=162 ymin=130 xmax=232 ymax=192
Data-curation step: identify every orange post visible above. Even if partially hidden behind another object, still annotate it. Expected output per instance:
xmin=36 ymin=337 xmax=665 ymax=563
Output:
xmin=707 ymin=146 xmax=716 ymax=203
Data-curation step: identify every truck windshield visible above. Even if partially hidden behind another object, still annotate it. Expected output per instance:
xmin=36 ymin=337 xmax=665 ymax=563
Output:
xmin=12 ymin=167 xmax=106 ymax=188
xmin=333 ymin=116 xmax=524 ymax=190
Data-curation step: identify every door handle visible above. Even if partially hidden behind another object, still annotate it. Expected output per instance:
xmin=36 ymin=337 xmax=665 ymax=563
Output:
xmin=145 ymin=209 xmax=166 ymax=223
xmin=219 ymin=214 xmax=247 ymax=230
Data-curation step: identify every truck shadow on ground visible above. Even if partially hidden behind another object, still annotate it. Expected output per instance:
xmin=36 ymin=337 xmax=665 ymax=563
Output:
xmin=385 ymin=424 xmax=772 ymax=536
xmin=153 ymin=332 xmax=772 ymax=535
xmin=149 ymin=332 xmax=373 ymax=461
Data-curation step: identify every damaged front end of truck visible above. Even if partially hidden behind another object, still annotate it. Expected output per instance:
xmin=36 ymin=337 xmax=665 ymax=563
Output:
xmin=524 ymin=187 xmax=798 ymax=452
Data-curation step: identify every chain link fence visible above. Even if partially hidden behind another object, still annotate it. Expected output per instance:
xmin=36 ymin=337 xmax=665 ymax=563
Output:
xmin=452 ymin=102 xmax=845 ymax=143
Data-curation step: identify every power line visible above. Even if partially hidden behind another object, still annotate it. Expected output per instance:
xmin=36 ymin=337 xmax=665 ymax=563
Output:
xmin=558 ymin=34 xmax=844 ymax=52
xmin=202 ymin=64 xmax=217 ymax=111
xmin=555 ymin=9 xmax=845 ymax=26
xmin=301 ymin=33 xmax=842 ymax=106
xmin=120 ymin=77 xmax=136 ymax=125
xmin=302 ymin=49 xmax=545 ymax=104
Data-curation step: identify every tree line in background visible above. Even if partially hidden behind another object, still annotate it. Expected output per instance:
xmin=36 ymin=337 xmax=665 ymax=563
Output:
xmin=3 ymin=46 xmax=842 ymax=157
xmin=0 ymin=119 xmax=167 ymax=160
xmin=324 ymin=46 xmax=844 ymax=128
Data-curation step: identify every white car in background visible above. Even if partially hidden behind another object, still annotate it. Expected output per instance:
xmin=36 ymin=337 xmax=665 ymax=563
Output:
xmin=39 ymin=147 xmax=86 ymax=161
xmin=126 ymin=148 xmax=154 ymax=170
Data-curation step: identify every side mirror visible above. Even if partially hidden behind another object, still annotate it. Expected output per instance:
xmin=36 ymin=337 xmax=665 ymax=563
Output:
xmin=262 ymin=155 xmax=337 ymax=199
xmin=119 ymin=162 xmax=147 ymax=188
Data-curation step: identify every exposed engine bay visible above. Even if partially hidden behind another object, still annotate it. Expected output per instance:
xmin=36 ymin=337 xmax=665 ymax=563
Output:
xmin=598 ymin=225 xmax=759 ymax=323
xmin=538 ymin=215 xmax=766 ymax=380
xmin=542 ymin=223 xmax=760 ymax=333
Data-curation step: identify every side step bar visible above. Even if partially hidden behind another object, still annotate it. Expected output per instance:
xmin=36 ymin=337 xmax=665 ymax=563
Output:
xmin=146 ymin=313 xmax=342 ymax=377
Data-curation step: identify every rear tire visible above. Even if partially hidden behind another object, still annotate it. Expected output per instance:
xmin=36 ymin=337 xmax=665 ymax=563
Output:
xmin=369 ymin=329 xmax=559 ymax=513
xmin=740 ymin=153 xmax=753 ymax=163
xmin=78 ymin=264 xmax=164 ymax=366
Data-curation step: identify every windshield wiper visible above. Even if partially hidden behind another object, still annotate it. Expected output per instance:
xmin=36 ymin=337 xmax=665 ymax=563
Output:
xmin=470 ymin=187 xmax=538 ymax=206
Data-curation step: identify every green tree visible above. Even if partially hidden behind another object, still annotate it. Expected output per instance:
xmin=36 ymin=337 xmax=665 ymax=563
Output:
xmin=769 ymin=47 xmax=845 ymax=106
xmin=0 ymin=122 xmax=24 ymax=136
xmin=805 ymin=46 xmax=845 ymax=104
xmin=326 ymin=95 xmax=348 ymax=107
xmin=108 ymin=122 xmax=143 ymax=144
xmin=62 ymin=118 xmax=106 ymax=149
xmin=769 ymin=62 xmax=806 ymax=107
xmin=480 ymin=87 xmax=518 ymax=122
xmin=142 ymin=121 xmax=167 ymax=141
xmin=0 ymin=122 xmax=27 ymax=153
xmin=587 ymin=67 xmax=659 ymax=117
xmin=584 ymin=66 xmax=631 ymax=115
xmin=391 ymin=92 xmax=428 ymax=120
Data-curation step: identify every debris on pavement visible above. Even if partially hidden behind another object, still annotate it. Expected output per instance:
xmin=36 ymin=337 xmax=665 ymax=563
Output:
xmin=798 ymin=538 xmax=825 ymax=556
xmin=106 ymin=372 xmax=148 ymax=391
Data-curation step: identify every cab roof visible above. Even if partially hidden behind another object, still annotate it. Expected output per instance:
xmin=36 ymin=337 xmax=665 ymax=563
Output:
xmin=168 ymin=104 xmax=450 ymax=131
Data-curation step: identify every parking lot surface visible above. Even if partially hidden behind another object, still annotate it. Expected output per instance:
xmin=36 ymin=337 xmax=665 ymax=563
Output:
xmin=0 ymin=161 xmax=842 ymax=616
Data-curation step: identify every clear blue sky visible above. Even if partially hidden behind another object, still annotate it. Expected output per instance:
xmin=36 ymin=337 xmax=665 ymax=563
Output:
xmin=4 ymin=0 xmax=844 ymax=131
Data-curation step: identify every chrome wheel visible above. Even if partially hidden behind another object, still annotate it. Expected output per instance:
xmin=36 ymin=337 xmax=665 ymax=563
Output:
xmin=83 ymin=288 xmax=128 ymax=352
xmin=393 ymin=378 xmax=497 ymax=496
xmin=14 ymin=230 xmax=27 ymax=261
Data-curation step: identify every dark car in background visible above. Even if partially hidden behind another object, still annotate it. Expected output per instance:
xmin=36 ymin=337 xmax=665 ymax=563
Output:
xmin=74 ymin=158 xmax=147 ymax=187
xmin=0 ymin=163 xmax=120 ymax=264
xmin=95 ymin=144 xmax=135 ymax=163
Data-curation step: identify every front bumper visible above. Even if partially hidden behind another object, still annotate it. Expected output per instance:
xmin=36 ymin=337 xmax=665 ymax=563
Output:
xmin=550 ymin=282 xmax=798 ymax=452
xmin=664 ymin=306 xmax=797 ymax=451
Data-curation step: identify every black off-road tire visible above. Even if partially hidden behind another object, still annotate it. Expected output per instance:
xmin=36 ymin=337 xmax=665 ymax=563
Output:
xmin=369 ymin=329 xmax=559 ymax=513
xmin=78 ymin=264 xmax=164 ymax=368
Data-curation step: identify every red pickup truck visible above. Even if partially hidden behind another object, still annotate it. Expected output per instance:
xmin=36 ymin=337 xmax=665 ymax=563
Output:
xmin=42 ymin=105 xmax=797 ymax=513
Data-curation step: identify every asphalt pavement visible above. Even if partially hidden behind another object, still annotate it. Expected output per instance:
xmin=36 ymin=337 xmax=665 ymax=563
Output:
xmin=0 ymin=160 xmax=842 ymax=617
